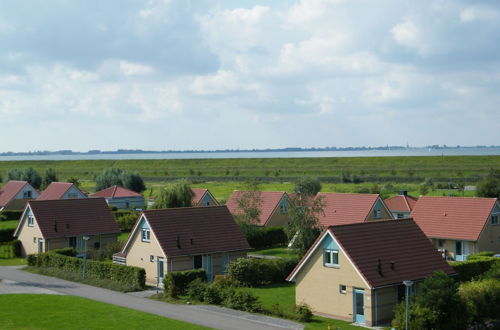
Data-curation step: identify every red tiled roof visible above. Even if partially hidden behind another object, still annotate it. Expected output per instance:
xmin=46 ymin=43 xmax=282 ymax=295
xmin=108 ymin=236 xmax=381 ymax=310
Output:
xmin=37 ymin=182 xmax=85 ymax=200
xmin=0 ymin=181 xmax=29 ymax=207
xmin=91 ymin=185 xmax=142 ymax=198
xmin=385 ymin=194 xmax=418 ymax=212
xmin=225 ymin=191 xmax=286 ymax=225
xmin=192 ymin=188 xmax=208 ymax=205
xmin=288 ymin=219 xmax=455 ymax=288
xmin=18 ymin=198 xmax=120 ymax=239
xmin=141 ymin=206 xmax=250 ymax=257
xmin=316 ymin=192 xmax=381 ymax=226
xmin=410 ymin=196 xmax=498 ymax=241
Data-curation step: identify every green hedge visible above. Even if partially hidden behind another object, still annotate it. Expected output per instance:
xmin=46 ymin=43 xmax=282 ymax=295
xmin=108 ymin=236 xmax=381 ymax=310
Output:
xmin=163 ymin=269 xmax=207 ymax=298
xmin=0 ymin=210 xmax=23 ymax=220
xmin=0 ymin=229 xmax=15 ymax=243
xmin=0 ymin=240 xmax=22 ymax=258
xmin=450 ymin=257 xmax=500 ymax=282
xmin=52 ymin=248 xmax=78 ymax=256
xmin=246 ymin=226 xmax=288 ymax=249
xmin=27 ymin=252 xmax=145 ymax=291
xmin=227 ymin=257 xmax=299 ymax=286
xmin=113 ymin=211 xmax=139 ymax=232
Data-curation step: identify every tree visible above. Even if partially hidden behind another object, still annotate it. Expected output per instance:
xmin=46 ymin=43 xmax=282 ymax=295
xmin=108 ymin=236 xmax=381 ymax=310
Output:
xmin=235 ymin=180 xmax=262 ymax=225
xmin=392 ymin=271 xmax=467 ymax=330
xmin=7 ymin=167 xmax=42 ymax=189
xmin=458 ymin=279 xmax=500 ymax=324
xmin=476 ymin=169 xmax=500 ymax=198
xmin=122 ymin=171 xmax=146 ymax=193
xmin=42 ymin=168 xmax=58 ymax=189
xmin=293 ymin=177 xmax=321 ymax=196
xmin=94 ymin=168 xmax=146 ymax=193
xmin=152 ymin=181 xmax=194 ymax=209
xmin=419 ymin=184 xmax=429 ymax=196
xmin=67 ymin=176 xmax=81 ymax=187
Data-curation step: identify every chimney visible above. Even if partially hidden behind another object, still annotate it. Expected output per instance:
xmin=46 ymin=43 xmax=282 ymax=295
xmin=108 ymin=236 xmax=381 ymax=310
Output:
xmin=54 ymin=221 xmax=58 ymax=232
xmin=176 ymin=236 xmax=181 ymax=249
xmin=390 ymin=261 xmax=395 ymax=271
xmin=377 ymin=259 xmax=383 ymax=276
xmin=398 ymin=190 xmax=408 ymax=196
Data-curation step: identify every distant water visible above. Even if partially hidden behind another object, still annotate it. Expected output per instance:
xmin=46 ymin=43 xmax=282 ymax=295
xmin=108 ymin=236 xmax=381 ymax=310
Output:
xmin=0 ymin=147 xmax=499 ymax=161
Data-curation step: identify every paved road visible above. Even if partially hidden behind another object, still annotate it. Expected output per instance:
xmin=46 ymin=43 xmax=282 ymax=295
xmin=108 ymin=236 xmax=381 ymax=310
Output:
xmin=0 ymin=266 xmax=303 ymax=330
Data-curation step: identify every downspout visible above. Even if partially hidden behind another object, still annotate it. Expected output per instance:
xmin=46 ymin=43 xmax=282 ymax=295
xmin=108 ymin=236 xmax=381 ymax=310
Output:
xmin=374 ymin=288 xmax=378 ymax=326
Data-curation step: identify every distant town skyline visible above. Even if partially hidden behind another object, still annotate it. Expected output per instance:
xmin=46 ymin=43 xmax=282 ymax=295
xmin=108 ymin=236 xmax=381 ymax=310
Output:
xmin=1 ymin=1 xmax=499 ymax=151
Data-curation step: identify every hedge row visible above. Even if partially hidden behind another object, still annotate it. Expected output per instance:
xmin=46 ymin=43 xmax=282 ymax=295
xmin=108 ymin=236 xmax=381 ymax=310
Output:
xmin=0 ymin=210 xmax=23 ymax=220
xmin=0 ymin=229 xmax=15 ymax=243
xmin=450 ymin=257 xmax=500 ymax=282
xmin=27 ymin=252 xmax=145 ymax=291
xmin=227 ymin=257 xmax=299 ymax=286
xmin=0 ymin=240 xmax=21 ymax=258
xmin=246 ymin=226 xmax=288 ymax=249
xmin=163 ymin=269 xmax=207 ymax=297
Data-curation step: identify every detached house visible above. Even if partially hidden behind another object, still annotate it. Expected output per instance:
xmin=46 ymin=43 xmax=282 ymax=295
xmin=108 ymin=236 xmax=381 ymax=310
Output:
xmin=114 ymin=206 xmax=250 ymax=285
xmin=37 ymin=182 xmax=87 ymax=200
xmin=287 ymin=219 xmax=455 ymax=326
xmin=384 ymin=191 xmax=418 ymax=219
xmin=0 ymin=180 xmax=39 ymax=211
xmin=91 ymin=185 xmax=145 ymax=210
xmin=316 ymin=193 xmax=393 ymax=227
xmin=192 ymin=188 xmax=219 ymax=207
xmin=14 ymin=198 xmax=120 ymax=256
xmin=411 ymin=196 xmax=500 ymax=261
xmin=226 ymin=191 xmax=291 ymax=227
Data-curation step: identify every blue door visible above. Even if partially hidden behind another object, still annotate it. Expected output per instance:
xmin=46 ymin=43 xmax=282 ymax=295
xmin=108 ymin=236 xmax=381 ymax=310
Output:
xmin=354 ymin=289 xmax=365 ymax=324
xmin=157 ymin=257 xmax=164 ymax=284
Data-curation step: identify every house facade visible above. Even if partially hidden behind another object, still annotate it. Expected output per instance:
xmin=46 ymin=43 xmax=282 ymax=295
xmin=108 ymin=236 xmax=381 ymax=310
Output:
xmin=226 ymin=191 xmax=291 ymax=227
xmin=91 ymin=185 xmax=145 ymax=210
xmin=14 ymin=198 xmax=120 ymax=256
xmin=384 ymin=191 xmax=418 ymax=218
xmin=114 ymin=206 xmax=250 ymax=285
xmin=0 ymin=181 xmax=40 ymax=211
xmin=287 ymin=219 xmax=455 ymax=326
xmin=411 ymin=196 xmax=500 ymax=261
xmin=315 ymin=192 xmax=393 ymax=227
xmin=37 ymin=182 xmax=87 ymax=200
xmin=192 ymin=188 xmax=219 ymax=207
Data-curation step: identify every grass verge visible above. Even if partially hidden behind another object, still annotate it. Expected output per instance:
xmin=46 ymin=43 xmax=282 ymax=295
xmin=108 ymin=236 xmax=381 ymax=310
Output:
xmin=0 ymin=258 xmax=26 ymax=266
xmin=0 ymin=294 xmax=210 ymax=330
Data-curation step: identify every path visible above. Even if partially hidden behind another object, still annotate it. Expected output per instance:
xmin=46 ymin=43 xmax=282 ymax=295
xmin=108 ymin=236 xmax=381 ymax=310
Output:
xmin=0 ymin=266 xmax=303 ymax=330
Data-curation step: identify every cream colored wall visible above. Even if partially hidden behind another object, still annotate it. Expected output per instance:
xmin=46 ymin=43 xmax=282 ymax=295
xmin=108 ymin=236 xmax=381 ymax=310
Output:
xmin=294 ymin=243 xmax=372 ymax=324
xmin=16 ymin=212 xmax=44 ymax=256
xmin=431 ymin=238 xmax=478 ymax=260
xmin=123 ymin=227 xmax=165 ymax=284
xmin=477 ymin=217 xmax=500 ymax=254
xmin=266 ymin=211 xmax=291 ymax=227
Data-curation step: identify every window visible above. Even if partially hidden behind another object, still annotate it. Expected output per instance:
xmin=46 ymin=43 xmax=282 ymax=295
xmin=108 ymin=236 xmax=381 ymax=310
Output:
xmin=373 ymin=209 xmax=381 ymax=218
xmin=491 ymin=214 xmax=499 ymax=225
xmin=324 ymin=249 xmax=339 ymax=267
xmin=150 ymin=255 xmax=154 ymax=262
xmin=280 ymin=203 xmax=287 ymax=214
xmin=193 ymin=255 xmax=202 ymax=269
xmin=141 ymin=229 xmax=150 ymax=242
xmin=68 ymin=237 xmax=76 ymax=248
xmin=28 ymin=215 xmax=34 ymax=227
xmin=397 ymin=213 xmax=405 ymax=219
xmin=339 ymin=284 xmax=347 ymax=294
xmin=23 ymin=191 xmax=32 ymax=198
xmin=438 ymin=239 xmax=444 ymax=248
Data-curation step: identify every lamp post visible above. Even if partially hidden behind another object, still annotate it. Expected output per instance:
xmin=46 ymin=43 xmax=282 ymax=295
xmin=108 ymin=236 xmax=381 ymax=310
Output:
xmin=82 ymin=236 xmax=90 ymax=279
xmin=403 ymin=280 xmax=414 ymax=330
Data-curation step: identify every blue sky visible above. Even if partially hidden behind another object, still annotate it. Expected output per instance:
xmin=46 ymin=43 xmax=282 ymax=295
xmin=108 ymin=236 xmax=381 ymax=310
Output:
xmin=0 ymin=0 xmax=499 ymax=151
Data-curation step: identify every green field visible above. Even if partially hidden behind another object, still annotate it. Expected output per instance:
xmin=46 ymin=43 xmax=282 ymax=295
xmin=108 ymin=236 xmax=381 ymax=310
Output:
xmin=0 ymin=294 xmax=210 ymax=329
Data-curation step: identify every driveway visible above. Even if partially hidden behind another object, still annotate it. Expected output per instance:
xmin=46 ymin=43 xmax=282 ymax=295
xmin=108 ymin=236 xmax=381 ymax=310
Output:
xmin=0 ymin=266 xmax=303 ymax=330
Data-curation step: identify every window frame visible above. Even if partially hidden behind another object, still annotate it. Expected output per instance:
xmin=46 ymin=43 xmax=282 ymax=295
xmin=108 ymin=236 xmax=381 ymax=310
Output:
xmin=491 ymin=213 xmax=499 ymax=225
xmin=27 ymin=215 xmax=34 ymax=227
xmin=323 ymin=249 xmax=339 ymax=267
xmin=141 ymin=228 xmax=151 ymax=242
xmin=339 ymin=284 xmax=347 ymax=294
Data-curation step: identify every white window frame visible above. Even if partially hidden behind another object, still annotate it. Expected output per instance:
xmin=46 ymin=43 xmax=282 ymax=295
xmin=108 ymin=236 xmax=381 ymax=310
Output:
xmin=28 ymin=215 xmax=34 ymax=227
xmin=142 ymin=228 xmax=151 ymax=242
xmin=373 ymin=209 xmax=381 ymax=218
xmin=339 ymin=284 xmax=347 ymax=294
xmin=324 ymin=249 xmax=339 ymax=267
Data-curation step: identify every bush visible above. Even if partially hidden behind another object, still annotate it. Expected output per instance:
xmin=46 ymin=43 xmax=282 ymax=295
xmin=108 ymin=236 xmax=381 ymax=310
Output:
xmin=0 ymin=240 xmax=21 ymax=258
xmin=186 ymin=278 xmax=209 ymax=302
xmin=459 ymin=279 xmax=500 ymax=323
xmin=223 ymin=289 xmax=261 ymax=312
xmin=245 ymin=226 xmax=288 ymax=249
xmin=113 ymin=211 xmax=139 ymax=232
xmin=51 ymin=248 xmax=77 ymax=256
xmin=204 ymin=284 xmax=226 ymax=304
xmin=451 ymin=257 xmax=500 ymax=281
xmin=227 ymin=257 xmax=299 ymax=286
xmin=27 ymin=252 xmax=145 ymax=291
xmin=0 ymin=229 xmax=15 ymax=243
xmin=294 ymin=303 xmax=313 ymax=322
xmin=163 ymin=269 xmax=207 ymax=298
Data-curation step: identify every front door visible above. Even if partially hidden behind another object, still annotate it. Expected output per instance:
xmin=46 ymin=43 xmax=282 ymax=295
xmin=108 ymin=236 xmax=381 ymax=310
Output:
xmin=157 ymin=257 xmax=164 ymax=284
xmin=354 ymin=289 xmax=365 ymax=324
xmin=202 ymin=255 xmax=213 ymax=281
xmin=37 ymin=238 xmax=44 ymax=253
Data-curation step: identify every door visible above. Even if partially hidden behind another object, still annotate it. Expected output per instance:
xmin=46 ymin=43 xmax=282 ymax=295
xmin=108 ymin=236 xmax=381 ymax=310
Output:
xmin=354 ymin=289 xmax=365 ymax=324
xmin=455 ymin=241 xmax=464 ymax=261
xmin=202 ymin=255 xmax=213 ymax=281
xmin=37 ymin=238 xmax=44 ymax=253
xmin=157 ymin=257 xmax=164 ymax=284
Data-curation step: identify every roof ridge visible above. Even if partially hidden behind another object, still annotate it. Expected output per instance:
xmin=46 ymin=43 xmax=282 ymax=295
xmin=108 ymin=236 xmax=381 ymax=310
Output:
xmin=329 ymin=218 xmax=410 ymax=229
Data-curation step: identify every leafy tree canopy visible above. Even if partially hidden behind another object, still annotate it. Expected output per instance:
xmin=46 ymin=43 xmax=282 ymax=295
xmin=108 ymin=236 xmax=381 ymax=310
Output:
xmin=476 ymin=169 xmax=500 ymax=198
xmin=95 ymin=168 xmax=146 ymax=193
xmin=293 ymin=177 xmax=321 ymax=197
xmin=152 ymin=181 xmax=193 ymax=209
xmin=42 ymin=168 xmax=58 ymax=189
xmin=7 ymin=167 xmax=42 ymax=189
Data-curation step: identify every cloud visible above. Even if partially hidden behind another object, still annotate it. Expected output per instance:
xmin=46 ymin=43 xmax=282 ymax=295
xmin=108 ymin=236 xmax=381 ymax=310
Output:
xmin=119 ymin=61 xmax=154 ymax=76
xmin=460 ymin=6 xmax=500 ymax=23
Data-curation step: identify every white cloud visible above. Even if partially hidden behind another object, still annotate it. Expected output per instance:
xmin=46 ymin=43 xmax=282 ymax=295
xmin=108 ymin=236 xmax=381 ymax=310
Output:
xmin=460 ymin=7 xmax=500 ymax=23
xmin=390 ymin=19 xmax=430 ymax=55
xmin=286 ymin=0 xmax=344 ymax=24
xmin=119 ymin=61 xmax=154 ymax=76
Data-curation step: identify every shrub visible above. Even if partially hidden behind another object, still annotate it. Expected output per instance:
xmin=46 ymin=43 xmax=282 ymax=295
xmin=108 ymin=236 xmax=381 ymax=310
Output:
xmin=51 ymin=248 xmax=77 ymax=256
xmin=186 ymin=278 xmax=208 ymax=302
xmin=458 ymin=279 xmax=500 ymax=323
xmin=451 ymin=257 xmax=500 ymax=281
xmin=294 ymin=303 xmax=313 ymax=322
xmin=0 ymin=240 xmax=22 ymax=258
xmin=223 ymin=289 xmax=261 ymax=312
xmin=467 ymin=251 xmax=495 ymax=259
xmin=212 ymin=275 xmax=241 ymax=288
xmin=27 ymin=252 xmax=145 ymax=291
xmin=227 ymin=257 xmax=299 ymax=286
xmin=204 ymin=284 xmax=226 ymax=304
xmin=163 ymin=269 xmax=207 ymax=298
xmin=0 ymin=229 xmax=15 ymax=243
xmin=113 ymin=211 xmax=139 ymax=232
xmin=244 ymin=226 xmax=288 ymax=249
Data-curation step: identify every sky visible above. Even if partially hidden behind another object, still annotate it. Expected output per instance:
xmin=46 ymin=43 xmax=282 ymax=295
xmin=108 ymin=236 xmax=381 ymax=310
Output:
xmin=0 ymin=0 xmax=499 ymax=152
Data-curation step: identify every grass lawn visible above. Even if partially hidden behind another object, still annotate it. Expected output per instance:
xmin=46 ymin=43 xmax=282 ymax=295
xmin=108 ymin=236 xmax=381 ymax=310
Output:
xmin=249 ymin=246 xmax=300 ymax=260
xmin=118 ymin=231 xmax=130 ymax=243
xmin=0 ymin=220 xmax=19 ymax=230
xmin=0 ymin=294 xmax=210 ymax=330
xmin=242 ymin=283 xmax=364 ymax=330
xmin=0 ymin=258 xmax=26 ymax=266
